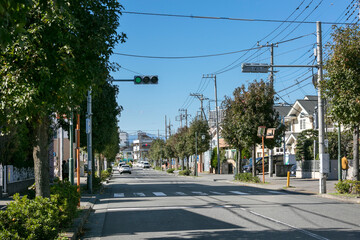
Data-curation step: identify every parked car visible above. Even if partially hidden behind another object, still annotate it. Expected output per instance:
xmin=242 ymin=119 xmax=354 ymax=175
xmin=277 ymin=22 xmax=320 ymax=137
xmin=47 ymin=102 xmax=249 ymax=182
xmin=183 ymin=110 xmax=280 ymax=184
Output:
xmin=243 ymin=156 xmax=283 ymax=174
xmin=119 ymin=165 xmax=131 ymax=174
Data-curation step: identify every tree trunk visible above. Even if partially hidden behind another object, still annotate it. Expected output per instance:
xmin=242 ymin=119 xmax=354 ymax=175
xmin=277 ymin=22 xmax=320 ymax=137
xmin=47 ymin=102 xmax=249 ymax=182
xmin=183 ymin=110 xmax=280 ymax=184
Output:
xmin=97 ymin=154 xmax=101 ymax=178
xmin=252 ymin=143 xmax=256 ymax=177
xmin=186 ymin=156 xmax=189 ymax=170
xmin=353 ymin=125 xmax=359 ymax=180
xmin=181 ymin=158 xmax=184 ymax=170
xmin=175 ymin=158 xmax=179 ymax=170
xmin=33 ymin=115 xmax=51 ymax=197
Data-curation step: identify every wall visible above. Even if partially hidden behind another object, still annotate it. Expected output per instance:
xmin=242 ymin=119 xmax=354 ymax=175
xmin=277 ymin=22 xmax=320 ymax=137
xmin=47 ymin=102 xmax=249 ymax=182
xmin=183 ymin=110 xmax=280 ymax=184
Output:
xmin=6 ymin=179 xmax=34 ymax=196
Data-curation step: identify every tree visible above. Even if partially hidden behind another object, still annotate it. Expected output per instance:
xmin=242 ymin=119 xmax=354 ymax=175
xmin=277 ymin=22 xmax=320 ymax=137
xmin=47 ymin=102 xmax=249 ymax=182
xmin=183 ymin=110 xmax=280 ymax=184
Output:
xmin=295 ymin=129 xmax=318 ymax=161
xmin=80 ymin=81 xmax=123 ymax=177
xmin=222 ymin=80 xmax=285 ymax=176
xmin=173 ymin=127 xmax=190 ymax=170
xmin=148 ymin=139 xmax=166 ymax=167
xmin=187 ymin=117 xmax=210 ymax=174
xmin=0 ymin=0 xmax=126 ymax=197
xmin=323 ymin=25 xmax=360 ymax=180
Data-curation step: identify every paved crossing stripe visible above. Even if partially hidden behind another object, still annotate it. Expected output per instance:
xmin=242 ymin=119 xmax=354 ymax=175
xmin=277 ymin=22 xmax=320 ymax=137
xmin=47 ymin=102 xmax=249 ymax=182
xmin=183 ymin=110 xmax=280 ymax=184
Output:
xmin=230 ymin=191 xmax=248 ymax=195
xmin=192 ymin=191 xmax=208 ymax=196
xmin=210 ymin=191 xmax=225 ymax=195
xmin=268 ymin=190 xmax=288 ymax=195
xmin=134 ymin=192 xmax=146 ymax=197
xmin=175 ymin=192 xmax=187 ymax=196
xmin=114 ymin=193 xmax=124 ymax=198
xmin=153 ymin=192 xmax=166 ymax=196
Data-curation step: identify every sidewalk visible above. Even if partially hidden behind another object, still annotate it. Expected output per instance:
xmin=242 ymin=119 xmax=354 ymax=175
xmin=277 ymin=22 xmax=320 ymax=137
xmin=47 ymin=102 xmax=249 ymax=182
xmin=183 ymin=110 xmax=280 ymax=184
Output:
xmin=195 ymin=172 xmax=360 ymax=204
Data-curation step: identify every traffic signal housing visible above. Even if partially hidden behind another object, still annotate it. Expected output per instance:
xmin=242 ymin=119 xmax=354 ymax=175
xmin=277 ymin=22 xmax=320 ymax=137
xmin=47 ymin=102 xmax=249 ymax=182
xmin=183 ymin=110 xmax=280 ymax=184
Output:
xmin=134 ymin=75 xmax=158 ymax=84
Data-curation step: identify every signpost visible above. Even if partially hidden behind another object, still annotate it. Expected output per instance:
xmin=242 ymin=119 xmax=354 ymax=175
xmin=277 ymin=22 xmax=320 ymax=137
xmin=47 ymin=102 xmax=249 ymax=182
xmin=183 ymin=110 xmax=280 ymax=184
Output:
xmin=242 ymin=63 xmax=270 ymax=73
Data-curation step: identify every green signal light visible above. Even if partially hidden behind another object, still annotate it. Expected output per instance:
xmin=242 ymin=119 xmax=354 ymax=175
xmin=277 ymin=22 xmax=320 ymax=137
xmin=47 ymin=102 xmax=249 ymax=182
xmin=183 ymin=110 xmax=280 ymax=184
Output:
xmin=134 ymin=76 xmax=142 ymax=84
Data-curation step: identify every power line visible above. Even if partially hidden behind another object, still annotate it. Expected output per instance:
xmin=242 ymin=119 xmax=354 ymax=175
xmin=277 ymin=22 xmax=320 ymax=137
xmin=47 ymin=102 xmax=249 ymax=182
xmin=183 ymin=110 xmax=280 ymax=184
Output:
xmin=122 ymin=10 xmax=351 ymax=25
xmin=113 ymin=46 xmax=265 ymax=59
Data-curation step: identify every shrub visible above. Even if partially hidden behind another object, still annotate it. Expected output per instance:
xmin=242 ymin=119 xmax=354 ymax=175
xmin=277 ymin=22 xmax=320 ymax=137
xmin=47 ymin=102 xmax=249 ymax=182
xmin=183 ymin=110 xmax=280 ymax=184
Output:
xmin=234 ymin=173 xmax=260 ymax=183
xmin=335 ymin=180 xmax=360 ymax=194
xmin=0 ymin=194 xmax=61 ymax=240
xmin=167 ymin=168 xmax=175 ymax=173
xmin=154 ymin=166 xmax=162 ymax=171
xmin=100 ymin=170 xmax=110 ymax=182
xmin=50 ymin=180 xmax=80 ymax=226
xmin=179 ymin=169 xmax=191 ymax=176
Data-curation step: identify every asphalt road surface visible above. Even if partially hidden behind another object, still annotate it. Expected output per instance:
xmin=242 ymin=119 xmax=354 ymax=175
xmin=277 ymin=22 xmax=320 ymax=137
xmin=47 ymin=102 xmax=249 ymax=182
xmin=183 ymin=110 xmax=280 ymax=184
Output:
xmin=81 ymin=168 xmax=360 ymax=240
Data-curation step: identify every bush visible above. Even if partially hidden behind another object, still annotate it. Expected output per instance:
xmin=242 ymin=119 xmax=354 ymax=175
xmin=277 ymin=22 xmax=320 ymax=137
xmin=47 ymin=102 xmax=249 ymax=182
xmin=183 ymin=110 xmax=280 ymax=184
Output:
xmin=234 ymin=173 xmax=261 ymax=183
xmin=335 ymin=180 xmax=360 ymax=194
xmin=100 ymin=170 xmax=110 ymax=182
xmin=179 ymin=169 xmax=191 ymax=176
xmin=167 ymin=168 xmax=175 ymax=173
xmin=154 ymin=166 xmax=162 ymax=171
xmin=0 ymin=180 xmax=81 ymax=239
xmin=50 ymin=180 xmax=80 ymax=226
xmin=0 ymin=194 xmax=61 ymax=240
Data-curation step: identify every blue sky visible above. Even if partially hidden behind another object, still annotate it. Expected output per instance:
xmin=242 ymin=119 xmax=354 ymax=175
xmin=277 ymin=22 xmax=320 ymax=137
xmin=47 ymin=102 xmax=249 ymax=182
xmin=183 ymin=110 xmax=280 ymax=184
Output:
xmin=110 ymin=0 xmax=357 ymax=137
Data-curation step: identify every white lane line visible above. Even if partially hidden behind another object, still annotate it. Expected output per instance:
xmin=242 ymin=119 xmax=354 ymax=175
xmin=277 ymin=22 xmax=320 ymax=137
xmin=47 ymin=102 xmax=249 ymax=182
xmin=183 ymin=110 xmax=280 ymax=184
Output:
xmin=192 ymin=191 xmax=208 ymax=196
xmin=133 ymin=192 xmax=146 ymax=197
xmin=246 ymin=209 xmax=329 ymax=240
xmin=153 ymin=192 xmax=167 ymax=197
xmin=114 ymin=193 xmax=124 ymax=198
xmin=175 ymin=192 xmax=187 ymax=196
xmin=210 ymin=191 xmax=225 ymax=195
xmin=230 ymin=191 xmax=249 ymax=195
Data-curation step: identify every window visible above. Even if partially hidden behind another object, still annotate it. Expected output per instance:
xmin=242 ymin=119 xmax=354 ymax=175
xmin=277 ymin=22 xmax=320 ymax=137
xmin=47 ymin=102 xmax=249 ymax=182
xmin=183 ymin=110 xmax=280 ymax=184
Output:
xmin=300 ymin=119 xmax=306 ymax=130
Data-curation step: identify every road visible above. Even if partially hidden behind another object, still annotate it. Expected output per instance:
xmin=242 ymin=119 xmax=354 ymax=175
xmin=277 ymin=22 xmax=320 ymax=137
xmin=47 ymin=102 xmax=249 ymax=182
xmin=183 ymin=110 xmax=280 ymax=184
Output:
xmin=81 ymin=168 xmax=360 ymax=240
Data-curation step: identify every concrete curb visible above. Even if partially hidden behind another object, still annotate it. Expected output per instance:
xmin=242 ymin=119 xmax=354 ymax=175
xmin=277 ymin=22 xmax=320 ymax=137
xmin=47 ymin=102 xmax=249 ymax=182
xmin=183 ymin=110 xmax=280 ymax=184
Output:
xmin=60 ymin=196 xmax=97 ymax=240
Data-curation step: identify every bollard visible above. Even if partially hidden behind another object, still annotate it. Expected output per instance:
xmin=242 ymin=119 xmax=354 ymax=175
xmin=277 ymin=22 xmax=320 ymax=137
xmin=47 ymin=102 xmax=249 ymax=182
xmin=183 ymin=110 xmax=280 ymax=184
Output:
xmin=286 ymin=171 xmax=290 ymax=187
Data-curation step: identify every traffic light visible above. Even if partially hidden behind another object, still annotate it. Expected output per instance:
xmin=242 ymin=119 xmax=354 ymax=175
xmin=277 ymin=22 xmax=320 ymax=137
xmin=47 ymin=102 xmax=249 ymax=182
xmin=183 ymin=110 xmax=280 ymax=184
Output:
xmin=134 ymin=75 xmax=158 ymax=84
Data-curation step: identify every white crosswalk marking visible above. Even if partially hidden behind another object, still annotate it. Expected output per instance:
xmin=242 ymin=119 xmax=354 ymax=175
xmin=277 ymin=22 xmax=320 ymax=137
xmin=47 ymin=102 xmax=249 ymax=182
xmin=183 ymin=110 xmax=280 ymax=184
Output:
xmin=175 ymin=192 xmax=187 ymax=196
xmin=268 ymin=190 xmax=288 ymax=195
xmin=134 ymin=192 xmax=146 ymax=197
xmin=114 ymin=193 xmax=124 ymax=198
xmin=192 ymin=191 xmax=208 ymax=196
xmin=153 ymin=192 xmax=166 ymax=197
xmin=210 ymin=191 xmax=225 ymax=195
xmin=230 ymin=191 xmax=248 ymax=195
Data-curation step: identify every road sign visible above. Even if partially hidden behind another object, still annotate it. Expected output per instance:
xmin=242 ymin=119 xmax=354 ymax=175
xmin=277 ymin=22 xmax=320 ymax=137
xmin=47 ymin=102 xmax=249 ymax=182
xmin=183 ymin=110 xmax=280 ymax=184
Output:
xmin=242 ymin=63 xmax=270 ymax=73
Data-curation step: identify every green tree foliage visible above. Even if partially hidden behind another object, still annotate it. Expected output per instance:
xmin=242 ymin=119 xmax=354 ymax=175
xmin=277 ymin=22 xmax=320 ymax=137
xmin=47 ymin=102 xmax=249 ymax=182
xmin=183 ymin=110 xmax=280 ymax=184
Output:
xmin=327 ymin=130 xmax=353 ymax=160
xmin=148 ymin=139 xmax=166 ymax=167
xmin=222 ymin=80 xmax=285 ymax=175
xmin=323 ymin=25 xmax=360 ymax=180
xmin=211 ymin=147 xmax=226 ymax=170
xmin=295 ymin=129 xmax=318 ymax=161
xmin=0 ymin=0 xmax=126 ymax=197
xmin=187 ymin=117 xmax=210 ymax=155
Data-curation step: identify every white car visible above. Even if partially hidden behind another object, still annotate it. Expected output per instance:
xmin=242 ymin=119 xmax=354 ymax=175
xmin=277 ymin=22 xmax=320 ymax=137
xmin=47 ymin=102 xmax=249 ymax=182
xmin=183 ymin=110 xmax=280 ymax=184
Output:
xmin=119 ymin=165 xmax=131 ymax=174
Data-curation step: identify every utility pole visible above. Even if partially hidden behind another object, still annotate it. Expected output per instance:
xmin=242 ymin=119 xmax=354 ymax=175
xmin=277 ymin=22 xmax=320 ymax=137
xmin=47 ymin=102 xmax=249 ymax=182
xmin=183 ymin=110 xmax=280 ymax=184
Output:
xmin=69 ymin=111 xmax=74 ymax=185
xmin=179 ymin=109 xmax=190 ymax=127
xmin=165 ymin=115 xmax=167 ymax=140
xmin=203 ymin=74 xmax=221 ymax=174
xmin=176 ymin=109 xmax=183 ymax=128
xmin=86 ymin=89 xmax=93 ymax=193
xmin=190 ymin=93 xmax=209 ymax=121
xmin=317 ymin=21 xmax=329 ymax=194
xmin=195 ymin=132 xmax=198 ymax=176
xmin=168 ymin=119 xmax=173 ymax=137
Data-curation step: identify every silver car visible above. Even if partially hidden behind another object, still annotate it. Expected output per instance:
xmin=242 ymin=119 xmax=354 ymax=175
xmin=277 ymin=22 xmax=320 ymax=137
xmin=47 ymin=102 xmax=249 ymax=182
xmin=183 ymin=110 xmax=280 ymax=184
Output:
xmin=119 ymin=165 xmax=131 ymax=174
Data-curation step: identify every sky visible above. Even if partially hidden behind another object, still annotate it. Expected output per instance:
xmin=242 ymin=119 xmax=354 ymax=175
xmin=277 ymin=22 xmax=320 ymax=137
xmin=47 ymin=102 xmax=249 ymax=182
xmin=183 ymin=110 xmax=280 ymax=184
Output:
xmin=110 ymin=0 xmax=358 ymax=137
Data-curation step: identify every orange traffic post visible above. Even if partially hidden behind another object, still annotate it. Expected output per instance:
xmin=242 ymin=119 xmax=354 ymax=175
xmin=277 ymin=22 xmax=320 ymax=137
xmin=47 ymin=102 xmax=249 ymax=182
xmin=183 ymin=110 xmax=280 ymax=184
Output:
xmin=262 ymin=136 xmax=265 ymax=183
xmin=287 ymin=171 xmax=290 ymax=187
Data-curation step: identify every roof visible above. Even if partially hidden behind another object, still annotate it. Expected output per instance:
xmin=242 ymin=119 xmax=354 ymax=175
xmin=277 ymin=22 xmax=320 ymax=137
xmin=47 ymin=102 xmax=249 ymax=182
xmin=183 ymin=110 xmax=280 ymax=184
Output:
xmin=297 ymin=99 xmax=317 ymax=115
xmin=304 ymin=95 xmax=317 ymax=101
xmin=274 ymin=105 xmax=292 ymax=117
